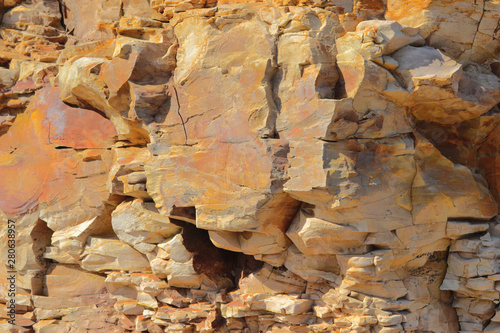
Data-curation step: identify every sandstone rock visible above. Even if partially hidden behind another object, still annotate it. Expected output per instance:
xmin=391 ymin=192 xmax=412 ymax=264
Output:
xmin=0 ymin=67 xmax=18 ymax=89
xmin=460 ymin=0 xmax=500 ymax=63
xmin=43 ymin=264 xmax=106 ymax=297
xmin=238 ymin=264 xmax=307 ymax=295
xmin=446 ymin=221 xmax=490 ymax=240
xmin=287 ymin=207 xmax=369 ymax=255
xmin=386 ymin=0 xmax=500 ymax=62
xmin=81 ymin=237 xmax=151 ymax=272
xmin=2 ymin=1 xmax=500 ymax=332
xmin=353 ymin=20 xmax=425 ymax=56
xmin=58 ymin=33 xmax=177 ymax=144
xmin=153 ymin=232 xmax=233 ymax=290
xmin=479 ymin=121 xmax=500 ymax=207
xmin=0 ymin=86 xmax=116 ymax=219
xmin=146 ymin=139 xmax=300 ymax=256
xmin=285 ymin=137 xmax=415 ymax=233
xmin=245 ymin=294 xmax=313 ymax=316
xmin=412 ymin=112 xmax=500 ymax=172
xmin=441 ymin=229 xmax=500 ymax=330
xmin=412 ymin=137 xmax=498 ymax=226
xmin=107 ymin=146 xmax=152 ymax=200
xmin=284 ymin=244 xmax=341 ymax=283
xmin=44 ymin=216 xmax=112 ymax=264
xmin=0 ymin=0 xmax=66 ymax=62
xmin=111 ymin=199 xmax=182 ymax=253
xmin=61 ymin=0 xmax=165 ymax=41
xmin=142 ymin=15 xmax=302 ymax=260
xmin=391 ymin=45 xmax=500 ymax=123
xmin=155 ymin=303 xmax=213 ymax=323
xmin=164 ymin=259 xmax=204 ymax=289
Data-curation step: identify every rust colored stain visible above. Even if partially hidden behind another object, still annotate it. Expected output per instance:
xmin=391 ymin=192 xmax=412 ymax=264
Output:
xmin=8 ymin=77 xmax=38 ymax=94
xmin=0 ymin=86 xmax=116 ymax=216
xmin=37 ymin=86 xmax=117 ymax=149
xmin=386 ymin=0 xmax=432 ymax=21
xmin=339 ymin=63 xmax=364 ymax=97
xmin=100 ymin=52 xmax=139 ymax=93
xmin=356 ymin=0 xmax=385 ymax=11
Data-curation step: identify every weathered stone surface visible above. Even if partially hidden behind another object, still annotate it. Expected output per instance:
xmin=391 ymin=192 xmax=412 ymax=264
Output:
xmin=287 ymin=205 xmax=369 ymax=255
xmin=1 ymin=1 xmax=500 ymax=332
xmin=412 ymin=136 xmax=497 ymax=226
xmin=284 ymin=244 xmax=341 ymax=283
xmin=141 ymin=14 xmax=302 ymax=260
xmin=81 ymin=237 xmax=151 ymax=272
xmin=391 ymin=45 xmax=500 ymax=124
xmin=479 ymin=121 xmax=500 ymax=207
xmin=155 ymin=234 xmax=204 ymax=288
xmin=0 ymin=87 xmax=116 ymax=219
xmin=238 ymin=264 xmax=307 ymax=295
xmin=44 ymin=215 xmax=113 ymax=264
xmin=43 ymin=264 xmax=106 ymax=297
xmin=245 ymin=294 xmax=313 ymax=315
xmin=386 ymin=0 xmax=500 ymax=63
xmin=285 ymin=136 xmax=415 ymax=232
xmin=112 ymin=199 xmax=182 ymax=253
xmin=146 ymin=139 xmax=300 ymax=256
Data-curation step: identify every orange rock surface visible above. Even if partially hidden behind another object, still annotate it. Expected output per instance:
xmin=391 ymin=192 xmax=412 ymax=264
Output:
xmin=0 ymin=86 xmax=116 ymax=217
xmin=0 ymin=0 xmax=499 ymax=332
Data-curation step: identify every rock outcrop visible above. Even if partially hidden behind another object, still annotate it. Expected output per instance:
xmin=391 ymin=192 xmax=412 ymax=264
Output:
xmin=1 ymin=0 xmax=500 ymax=332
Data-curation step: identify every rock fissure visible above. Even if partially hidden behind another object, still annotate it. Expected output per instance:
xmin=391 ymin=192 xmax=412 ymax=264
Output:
xmin=171 ymin=85 xmax=188 ymax=145
xmin=471 ymin=0 xmax=487 ymax=53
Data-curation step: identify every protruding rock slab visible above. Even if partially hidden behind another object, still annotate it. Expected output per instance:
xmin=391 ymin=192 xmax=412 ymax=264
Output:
xmin=44 ymin=264 xmax=106 ymax=297
xmin=285 ymin=136 xmax=415 ymax=232
xmin=81 ymin=237 xmax=151 ymax=272
xmin=391 ymin=45 xmax=500 ymax=124
xmin=112 ymin=199 xmax=182 ymax=253
xmin=146 ymin=139 xmax=300 ymax=255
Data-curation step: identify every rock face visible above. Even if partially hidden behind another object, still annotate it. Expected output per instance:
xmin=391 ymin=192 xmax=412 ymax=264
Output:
xmin=0 ymin=0 xmax=499 ymax=332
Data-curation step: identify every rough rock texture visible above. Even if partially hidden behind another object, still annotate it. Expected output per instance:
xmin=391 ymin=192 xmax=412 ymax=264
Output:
xmin=0 ymin=0 xmax=500 ymax=332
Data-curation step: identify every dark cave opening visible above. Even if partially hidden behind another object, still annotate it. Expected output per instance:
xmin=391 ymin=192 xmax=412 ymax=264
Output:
xmin=169 ymin=218 xmax=264 ymax=289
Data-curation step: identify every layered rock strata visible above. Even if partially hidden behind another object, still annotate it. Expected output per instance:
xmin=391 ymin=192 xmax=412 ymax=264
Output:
xmin=0 ymin=0 xmax=500 ymax=332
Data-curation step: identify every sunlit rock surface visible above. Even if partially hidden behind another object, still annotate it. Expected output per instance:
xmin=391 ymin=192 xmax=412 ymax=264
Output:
xmin=0 ymin=0 xmax=499 ymax=332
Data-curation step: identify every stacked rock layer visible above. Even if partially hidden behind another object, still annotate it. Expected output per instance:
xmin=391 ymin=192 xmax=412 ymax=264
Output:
xmin=1 ymin=0 xmax=500 ymax=332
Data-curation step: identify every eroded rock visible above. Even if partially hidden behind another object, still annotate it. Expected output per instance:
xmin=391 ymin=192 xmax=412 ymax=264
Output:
xmin=1 ymin=1 xmax=500 ymax=332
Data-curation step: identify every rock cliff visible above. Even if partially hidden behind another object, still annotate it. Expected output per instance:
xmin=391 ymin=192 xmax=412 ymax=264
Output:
xmin=1 ymin=0 xmax=500 ymax=332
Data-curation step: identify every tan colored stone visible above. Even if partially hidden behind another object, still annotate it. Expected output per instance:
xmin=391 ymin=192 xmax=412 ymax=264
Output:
xmin=2 ymin=2 xmax=500 ymax=332
xmin=111 ymin=199 xmax=182 ymax=253
xmin=386 ymin=0 xmax=500 ymax=62
xmin=0 ymin=87 xmax=115 ymax=221
xmin=239 ymin=264 xmax=307 ymax=295
xmin=446 ymin=221 xmax=490 ymax=240
xmin=284 ymin=244 xmax=341 ymax=283
xmin=354 ymin=20 xmax=424 ymax=56
xmin=140 ymin=15 xmax=304 ymax=259
xmin=391 ymin=45 xmax=500 ymax=124
xmin=44 ymin=216 xmax=113 ymax=264
xmin=44 ymin=264 xmax=106 ymax=297
xmin=146 ymin=140 xmax=300 ymax=255
xmin=285 ymin=137 xmax=415 ymax=233
xmin=287 ymin=207 xmax=369 ymax=255
xmin=412 ymin=137 xmax=498 ymax=225
xmin=81 ymin=237 xmax=151 ymax=272
xmin=245 ymin=294 xmax=313 ymax=315
xmin=479 ymin=121 xmax=500 ymax=208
